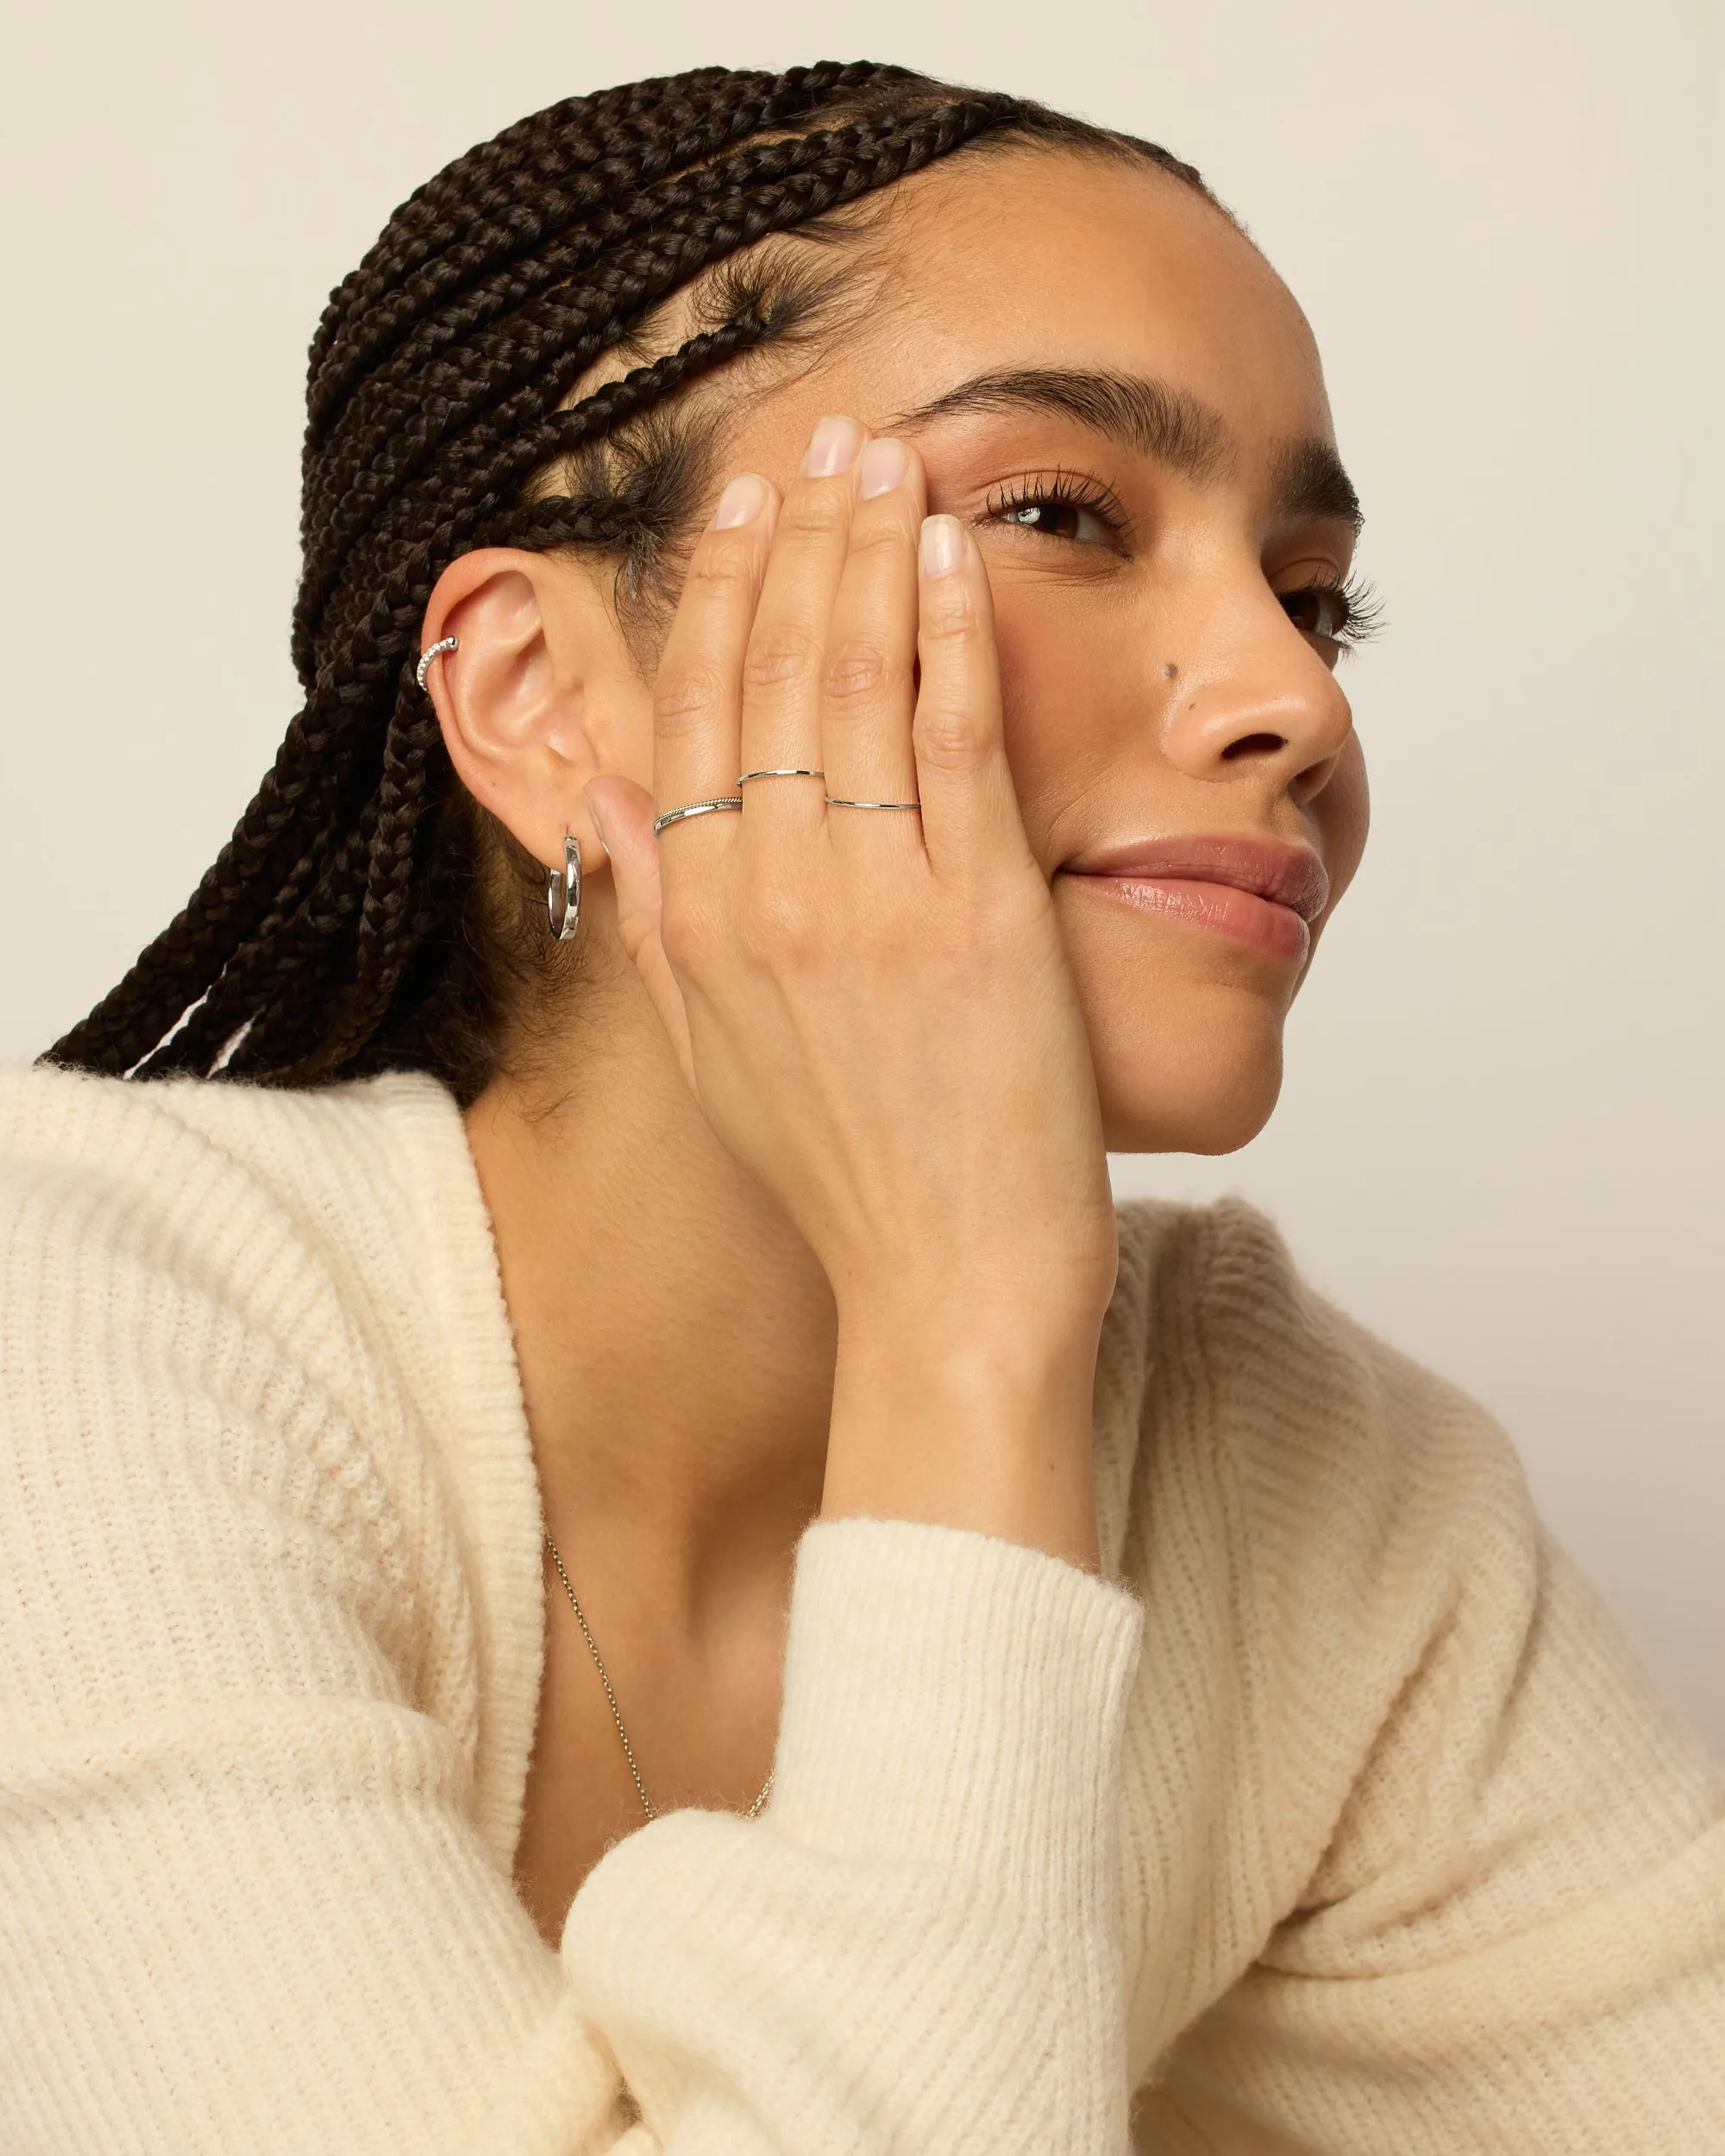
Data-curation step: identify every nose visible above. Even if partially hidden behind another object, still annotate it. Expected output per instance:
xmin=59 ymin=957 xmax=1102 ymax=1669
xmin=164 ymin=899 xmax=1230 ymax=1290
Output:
xmin=1157 ymin=589 xmax=1355 ymax=804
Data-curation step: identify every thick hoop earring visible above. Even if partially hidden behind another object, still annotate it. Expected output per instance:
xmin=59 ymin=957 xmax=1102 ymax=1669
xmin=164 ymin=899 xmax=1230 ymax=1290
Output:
xmin=546 ymin=832 xmax=582 ymax=943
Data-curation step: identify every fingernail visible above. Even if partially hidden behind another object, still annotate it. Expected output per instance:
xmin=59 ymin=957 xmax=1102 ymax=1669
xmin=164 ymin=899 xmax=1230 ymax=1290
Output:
xmin=712 ymin=473 xmax=768 ymax=529
xmin=582 ymin=784 xmax=611 ymax=856
xmin=919 ymin=514 xmax=964 ymax=577
xmin=858 ymin=437 xmax=909 ymax=499
xmin=801 ymin=415 xmax=862 ymax=478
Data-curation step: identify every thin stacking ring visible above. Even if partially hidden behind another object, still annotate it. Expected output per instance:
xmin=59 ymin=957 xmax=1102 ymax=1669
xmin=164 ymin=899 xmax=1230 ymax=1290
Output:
xmin=737 ymin=768 xmax=825 ymax=785
xmin=825 ymin=795 xmax=923 ymax=811
xmin=651 ymin=795 xmax=744 ymax=836
xmin=415 ymin=636 xmax=458 ymax=692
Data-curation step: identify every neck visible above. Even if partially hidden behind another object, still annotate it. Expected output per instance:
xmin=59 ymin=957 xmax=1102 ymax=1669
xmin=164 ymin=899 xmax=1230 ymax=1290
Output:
xmin=463 ymin=978 xmax=837 ymax=1640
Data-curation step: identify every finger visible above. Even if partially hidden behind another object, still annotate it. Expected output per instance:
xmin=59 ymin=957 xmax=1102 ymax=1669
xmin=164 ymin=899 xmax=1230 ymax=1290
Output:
xmin=584 ymin=774 xmax=700 ymax=1098
xmin=912 ymin=515 xmax=1032 ymax=883
xmin=819 ymin=435 xmax=926 ymax=843
xmin=737 ymin=414 xmax=866 ymax=837
xmin=651 ymin=472 xmax=778 ymax=843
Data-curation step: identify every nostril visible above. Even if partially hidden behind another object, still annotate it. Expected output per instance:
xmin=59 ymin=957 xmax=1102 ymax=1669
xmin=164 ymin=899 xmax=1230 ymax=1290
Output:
xmin=1220 ymin=732 xmax=1286 ymax=761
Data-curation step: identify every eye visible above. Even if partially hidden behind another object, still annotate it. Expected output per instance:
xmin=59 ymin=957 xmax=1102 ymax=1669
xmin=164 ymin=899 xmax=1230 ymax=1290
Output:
xmin=984 ymin=468 xmax=1130 ymax=550
xmin=1276 ymin=571 xmax=1384 ymax=654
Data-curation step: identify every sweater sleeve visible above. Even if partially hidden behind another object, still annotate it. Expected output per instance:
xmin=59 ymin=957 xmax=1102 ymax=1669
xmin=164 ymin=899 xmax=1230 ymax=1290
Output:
xmin=1132 ymin=1200 xmax=1725 ymax=2153
xmin=0 ymin=1102 xmax=1143 ymax=2156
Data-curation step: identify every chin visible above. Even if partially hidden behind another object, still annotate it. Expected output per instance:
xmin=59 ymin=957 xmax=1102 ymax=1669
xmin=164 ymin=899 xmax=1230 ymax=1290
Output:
xmin=1086 ymin=981 xmax=1290 ymax=1156
xmin=1056 ymin=876 xmax=1308 ymax=1156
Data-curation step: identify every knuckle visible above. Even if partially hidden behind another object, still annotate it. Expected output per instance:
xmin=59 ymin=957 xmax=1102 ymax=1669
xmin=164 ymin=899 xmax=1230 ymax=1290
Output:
xmin=738 ymin=876 xmax=812 ymax=964
xmin=848 ymin=516 xmax=912 ymax=560
xmin=682 ymin=542 xmax=758 ymax=597
xmin=823 ymin=638 xmax=895 ymax=708
xmin=919 ymin=588 xmax=978 ymax=646
xmin=654 ymin=661 xmax=731 ymax=736
xmin=657 ymin=897 xmax=707 ymax=975
xmin=913 ymin=701 xmax=986 ymax=773
xmin=742 ymin=621 xmax=822 ymax=697
xmin=778 ymin=489 xmax=849 ymax=542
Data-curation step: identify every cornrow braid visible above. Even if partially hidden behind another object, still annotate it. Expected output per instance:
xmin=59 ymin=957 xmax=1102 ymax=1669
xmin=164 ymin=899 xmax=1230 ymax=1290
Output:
xmin=47 ymin=61 xmax=1216 ymax=1100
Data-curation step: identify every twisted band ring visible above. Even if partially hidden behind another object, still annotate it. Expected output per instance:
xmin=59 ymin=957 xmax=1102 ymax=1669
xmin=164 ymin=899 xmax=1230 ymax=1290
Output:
xmin=651 ymin=796 xmax=744 ymax=835
xmin=652 ymin=785 xmax=922 ymax=832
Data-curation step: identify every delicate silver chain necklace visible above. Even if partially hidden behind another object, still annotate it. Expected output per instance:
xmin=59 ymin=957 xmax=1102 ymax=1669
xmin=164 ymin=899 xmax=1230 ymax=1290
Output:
xmin=543 ymin=1528 xmax=775 ymax=1823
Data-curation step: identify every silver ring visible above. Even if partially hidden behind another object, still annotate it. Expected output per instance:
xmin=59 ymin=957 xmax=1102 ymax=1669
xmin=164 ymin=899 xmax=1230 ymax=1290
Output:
xmin=651 ymin=795 xmax=744 ymax=836
xmin=737 ymin=768 xmax=825 ymax=785
xmin=415 ymin=636 xmax=458 ymax=693
xmin=825 ymin=795 xmax=923 ymax=811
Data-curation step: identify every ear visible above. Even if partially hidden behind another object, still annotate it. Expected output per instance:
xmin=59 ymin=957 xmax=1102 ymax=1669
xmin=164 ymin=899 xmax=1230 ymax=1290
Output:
xmin=417 ymin=547 xmax=650 ymax=874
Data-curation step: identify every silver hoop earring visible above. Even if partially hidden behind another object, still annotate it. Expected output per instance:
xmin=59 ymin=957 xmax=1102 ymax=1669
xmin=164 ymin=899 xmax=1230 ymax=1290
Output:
xmin=546 ymin=832 xmax=582 ymax=943
xmin=415 ymin=636 xmax=458 ymax=693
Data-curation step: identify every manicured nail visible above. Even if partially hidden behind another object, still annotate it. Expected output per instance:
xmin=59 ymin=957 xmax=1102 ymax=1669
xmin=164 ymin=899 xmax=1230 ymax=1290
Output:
xmin=582 ymin=784 xmax=611 ymax=856
xmin=801 ymin=415 xmax=863 ymax=478
xmin=858 ymin=436 xmax=909 ymax=500
xmin=712 ymin=473 xmax=768 ymax=529
xmin=919 ymin=514 xmax=964 ymax=577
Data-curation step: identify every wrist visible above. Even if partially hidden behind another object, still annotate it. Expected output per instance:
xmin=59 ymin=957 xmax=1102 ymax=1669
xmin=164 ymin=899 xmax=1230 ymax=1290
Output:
xmin=820 ymin=1305 xmax=1106 ymax=1573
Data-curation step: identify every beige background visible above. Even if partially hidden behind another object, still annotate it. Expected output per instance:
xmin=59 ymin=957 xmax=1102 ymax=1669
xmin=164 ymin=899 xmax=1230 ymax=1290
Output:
xmin=4 ymin=0 xmax=1720 ymax=1746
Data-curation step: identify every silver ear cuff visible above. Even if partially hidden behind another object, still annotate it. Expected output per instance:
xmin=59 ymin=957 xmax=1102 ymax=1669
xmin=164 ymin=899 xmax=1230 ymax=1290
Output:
xmin=547 ymin=832 xmax=582 ymax=943
xmin=416 ymin=636 xmax=459 ymax=692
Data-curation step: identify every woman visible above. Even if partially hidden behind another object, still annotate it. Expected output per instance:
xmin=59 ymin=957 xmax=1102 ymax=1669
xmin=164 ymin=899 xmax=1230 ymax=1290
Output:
xmin=3 ymin=58 xmax=1721 ymax=2153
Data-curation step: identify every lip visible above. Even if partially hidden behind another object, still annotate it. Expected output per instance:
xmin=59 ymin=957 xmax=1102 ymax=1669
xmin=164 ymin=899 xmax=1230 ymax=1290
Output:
xmin=1058 ymin=831 xmax=1329 ymax=962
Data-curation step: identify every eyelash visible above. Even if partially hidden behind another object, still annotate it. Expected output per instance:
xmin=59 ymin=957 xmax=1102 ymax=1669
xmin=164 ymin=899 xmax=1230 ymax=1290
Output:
xmin=1278 ymin=570 xmax=1386 ymax=653
xmin=983 ymin=470 xmax=1385 ymax=652
xmin=985 ymin=467 xmax=1133 ymax=543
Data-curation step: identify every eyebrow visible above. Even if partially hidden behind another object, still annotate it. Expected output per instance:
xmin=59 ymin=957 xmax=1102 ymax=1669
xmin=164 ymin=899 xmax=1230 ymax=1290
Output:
xmin=890 ymin=366 xmax=1364 ymax=534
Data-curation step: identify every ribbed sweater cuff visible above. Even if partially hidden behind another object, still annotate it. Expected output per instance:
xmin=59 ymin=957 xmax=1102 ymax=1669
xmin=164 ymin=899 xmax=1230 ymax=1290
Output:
xmin=768 ymin=1518 xmax=1144 ymax=1896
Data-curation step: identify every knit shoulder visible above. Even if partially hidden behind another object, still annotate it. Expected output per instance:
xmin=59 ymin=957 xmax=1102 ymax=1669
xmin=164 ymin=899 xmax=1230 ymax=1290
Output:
xmin=1 ymin=1060 xmax=458 ymax=1262
xmin=2 ymin=1065 xmax=440 ymax=1653
xmin=0 ymin=1064 xmax=538 ymax=1808
xmin=1108 ymin=1190 xmax=1718 ymax=1889
xmin=1101 ymin=1189 xmax=1552 ymax=1753
xmin=0 ymin=1061 xmax=502 ymax=1418
xmin=1107 ymin=1186 xmax=1521 ymax=1520
xmin=1181 ymin=1188 xmax=1525 ymax=1518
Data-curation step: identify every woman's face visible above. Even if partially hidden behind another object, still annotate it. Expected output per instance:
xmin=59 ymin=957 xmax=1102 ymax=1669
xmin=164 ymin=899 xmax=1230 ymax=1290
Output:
xmin=641 ymin=150 xmax=1371 ymax=1155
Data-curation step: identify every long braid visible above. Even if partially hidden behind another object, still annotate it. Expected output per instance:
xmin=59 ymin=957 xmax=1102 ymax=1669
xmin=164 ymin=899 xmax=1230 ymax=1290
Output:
xmin=47 ymin=63 xmax=1214 ymax=1094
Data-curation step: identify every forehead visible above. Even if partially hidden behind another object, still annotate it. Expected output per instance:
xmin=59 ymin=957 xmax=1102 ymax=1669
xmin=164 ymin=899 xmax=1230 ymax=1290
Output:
xmin=825 ymin=147 xmax=1333 ymax=451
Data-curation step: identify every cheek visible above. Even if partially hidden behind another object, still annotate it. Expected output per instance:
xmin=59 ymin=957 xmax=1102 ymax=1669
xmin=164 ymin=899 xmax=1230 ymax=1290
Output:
xmin=989 ymin=589 xmax=1140 ymax=853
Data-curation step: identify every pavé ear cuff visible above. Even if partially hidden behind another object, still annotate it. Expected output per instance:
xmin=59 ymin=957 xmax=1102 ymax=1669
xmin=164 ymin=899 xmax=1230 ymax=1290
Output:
xmin=415 ymin=636 xmax=458 ymax=692
xmin=547 ymin=832 xmax=582 ymax=943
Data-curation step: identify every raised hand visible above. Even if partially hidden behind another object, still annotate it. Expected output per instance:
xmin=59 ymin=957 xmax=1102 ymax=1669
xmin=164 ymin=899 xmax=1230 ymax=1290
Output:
xmin=587 ymin=416 xmax=1118 ymax=1570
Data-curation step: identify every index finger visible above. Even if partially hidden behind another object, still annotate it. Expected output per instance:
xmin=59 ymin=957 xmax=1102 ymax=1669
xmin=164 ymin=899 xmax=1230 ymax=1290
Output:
xmin=650 ymin=473 xmax=779 ymax=841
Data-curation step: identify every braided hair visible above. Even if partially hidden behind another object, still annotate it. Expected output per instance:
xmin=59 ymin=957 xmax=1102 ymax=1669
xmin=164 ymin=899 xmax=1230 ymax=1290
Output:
xmin=46 ymin=61 xmax=1212 ymax=1104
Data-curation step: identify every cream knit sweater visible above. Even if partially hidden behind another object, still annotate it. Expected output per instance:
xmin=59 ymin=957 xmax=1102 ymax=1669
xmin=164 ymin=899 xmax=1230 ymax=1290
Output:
xmin=2 ymin=1064 xmax=1722 ymax=2155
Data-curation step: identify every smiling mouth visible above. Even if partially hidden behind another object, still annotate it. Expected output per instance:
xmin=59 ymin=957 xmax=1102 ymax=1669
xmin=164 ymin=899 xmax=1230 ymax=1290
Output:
xmin=1057 ymin=831 xmax=1328 ymax=962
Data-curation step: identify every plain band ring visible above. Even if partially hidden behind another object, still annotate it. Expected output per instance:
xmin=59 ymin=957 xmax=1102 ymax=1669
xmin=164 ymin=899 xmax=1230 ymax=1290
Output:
xmin=825 ymin=794 xmax=923 ymax=811
xmin=737 ymin=768 xmax=825 ymax=785
xmin=651 ymin=796 xmax=744 ymax=836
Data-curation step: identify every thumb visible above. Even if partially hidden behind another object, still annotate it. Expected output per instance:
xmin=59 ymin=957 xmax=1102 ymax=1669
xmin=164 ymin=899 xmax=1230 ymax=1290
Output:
xmin=583 ymin=774 xmax=699 ymax=1097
